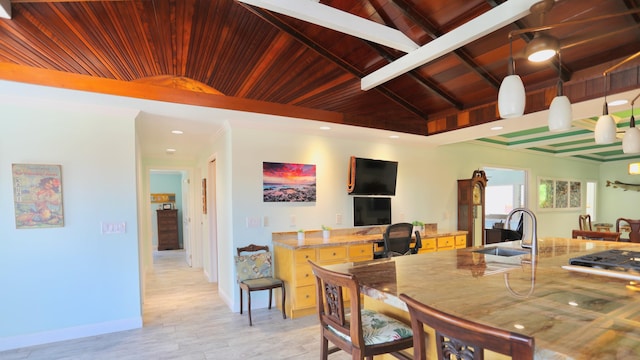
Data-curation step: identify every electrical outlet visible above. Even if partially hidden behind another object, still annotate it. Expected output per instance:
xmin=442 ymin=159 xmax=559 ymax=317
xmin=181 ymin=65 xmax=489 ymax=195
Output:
xmin=263 ymin=216 xmax=269 ymax=227
xmin=336 ymin=213 xmax=342 ymax=225
xmin=246 ymin=217 xmax=260 ymax=228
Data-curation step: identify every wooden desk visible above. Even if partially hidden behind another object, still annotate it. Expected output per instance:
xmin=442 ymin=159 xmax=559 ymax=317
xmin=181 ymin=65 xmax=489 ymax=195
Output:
xmin=324 ymin=239 xmax=640 ymax=359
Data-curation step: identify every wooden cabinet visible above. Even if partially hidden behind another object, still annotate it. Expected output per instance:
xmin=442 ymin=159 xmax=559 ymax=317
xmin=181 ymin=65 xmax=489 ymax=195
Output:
xmin=458 ymin=170 xmax=488 ymax=247
xmin=417 ymin=234 xmax=467 ymax=254
xmin=156 ymin=209 xmax=179 ymax=250
xmin=274 ymin=242 xmax=374 ymax=319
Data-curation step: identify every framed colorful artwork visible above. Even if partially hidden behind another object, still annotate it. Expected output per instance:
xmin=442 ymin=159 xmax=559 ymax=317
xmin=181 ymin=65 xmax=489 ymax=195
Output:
xmin=12 ymin=163 xmax=64 ymax=229
xmin=263 ymin=162 xmax=316 ymax=202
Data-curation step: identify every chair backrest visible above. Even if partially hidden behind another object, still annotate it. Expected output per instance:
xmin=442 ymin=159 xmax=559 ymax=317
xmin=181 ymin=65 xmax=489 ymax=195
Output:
xmin=235 ymin=244 xmax=273 ymax=281
xmin=571 ymin=229 xmax=620 ymax=242
xmin=308 ymin=260 xmax=364 ymax=350
xmin=399 ymin=293 xmax=534 ymax=360
xmin=617 ymin=218 xmax=640 ymax=243
xmin=579 ymin=214 xmax=592 ymax=231
xmin=383 ymin=223 xmax=413 ymax=257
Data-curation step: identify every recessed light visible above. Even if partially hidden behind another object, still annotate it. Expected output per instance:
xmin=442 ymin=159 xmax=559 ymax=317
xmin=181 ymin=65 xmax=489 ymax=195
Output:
xmin=319 ymin=126 xmax=331 ymax=130
xmin=490 ymin=126 xmax=503 ymax=131
xmin=608 ymin=99 xmax=628 ymax=107
xmin=389 ymin=135 xmax=399 ymax=139
xmin=166 ymin=148 xmax=176 ymax=154
xmin=568 ymin=301 xmax=579 ymax=307
xmin=171 ymin=130 xmax=183 ymax=134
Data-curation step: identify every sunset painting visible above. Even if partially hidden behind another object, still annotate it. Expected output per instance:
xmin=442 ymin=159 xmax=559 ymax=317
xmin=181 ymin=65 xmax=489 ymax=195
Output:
xmin=263 ymin=162 xmax=316 ymax=202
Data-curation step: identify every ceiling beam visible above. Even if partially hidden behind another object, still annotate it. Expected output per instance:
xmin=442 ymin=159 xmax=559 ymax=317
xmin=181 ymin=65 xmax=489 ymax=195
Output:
xmin=238 ymin=4 xmax=430 ymax=120
xmin=391 ymin=0 xmax=501 ymax=89
xmin=0 ymin=0 xmax=10 ymax=19
xmin=236 ymin=0 xmax=419 ymax=53
xmin=361 ymin=0 xmax=541 ymax=90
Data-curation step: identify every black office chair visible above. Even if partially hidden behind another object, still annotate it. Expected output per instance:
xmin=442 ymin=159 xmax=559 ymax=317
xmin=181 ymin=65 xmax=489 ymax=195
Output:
xmin=382 ymin=223 xmax=420 ymax=257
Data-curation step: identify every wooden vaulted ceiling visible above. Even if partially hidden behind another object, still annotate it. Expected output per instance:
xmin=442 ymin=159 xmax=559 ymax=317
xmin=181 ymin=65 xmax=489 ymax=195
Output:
xmin=1 ymin=0 xmax=640 ymax=139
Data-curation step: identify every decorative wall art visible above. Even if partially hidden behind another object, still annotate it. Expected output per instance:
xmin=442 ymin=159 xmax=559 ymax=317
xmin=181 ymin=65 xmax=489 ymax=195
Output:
xmin=538 ymin=177 xmax=582 ymax=210
xmin=606 ymin=180 xmax=640 ymax=192
xmin=12 ymin=163 xmax=64 ymax=229
xmin=263 ymin=162 xmax=316 ymax=202
xmin=202 ymin=178 xmax=207 ymax=214
xmin=150 ymin=193 xmax=176 ymax=203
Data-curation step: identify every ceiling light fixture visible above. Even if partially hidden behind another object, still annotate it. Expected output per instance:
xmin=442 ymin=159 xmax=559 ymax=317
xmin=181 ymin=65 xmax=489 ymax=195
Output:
xmin=548 ymin=52 xmax=571 ymax=132
xmin=630 ymin=162 xmax=640 ymax=175
xmin=595 ymin=51 xmax=640 ymax=145
xmin=594 ymin=73 xmax=617 ymax=144
xmin=498 ymin=40 xmax=525 ymax=119
xmin=171 ymin=130 xmax=183 ymax=134
xmin=622 ymin=93 xmax=640 ymax=154
xmin=525 ymin=33 xmax=559 ymax=62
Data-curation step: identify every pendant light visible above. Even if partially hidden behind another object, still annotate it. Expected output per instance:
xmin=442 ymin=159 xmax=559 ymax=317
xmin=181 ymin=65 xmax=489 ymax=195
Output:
xmin=594 ymin=73 xmax=617 ymax=144
xmin=548 ymin=53 xmax=572 ymax=132
xmin=498 ymin=41 xmax=525 ymax=119
xmin=622 ymin=93 xmax=640 ymax=154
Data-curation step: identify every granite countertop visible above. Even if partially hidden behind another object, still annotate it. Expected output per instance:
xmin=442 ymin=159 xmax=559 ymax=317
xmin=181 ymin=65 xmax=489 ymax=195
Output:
xmin=323 ymin=238 xmax=640 ymax=359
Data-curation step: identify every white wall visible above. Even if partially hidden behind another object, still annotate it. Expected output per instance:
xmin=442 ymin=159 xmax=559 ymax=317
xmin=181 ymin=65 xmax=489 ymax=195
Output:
xmin=212 ymin=126 xmax=603 ymax=312
xmin=598 ymin=160 xmax=640 ymax=225
xmin=0 ymin=95 xmax=141 ymax=350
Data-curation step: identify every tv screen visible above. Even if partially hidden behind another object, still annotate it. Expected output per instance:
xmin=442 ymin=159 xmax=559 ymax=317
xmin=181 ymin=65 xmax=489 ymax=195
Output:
xmin=347 ymin=157 xmax=398 ymax=195
xmin=353 ymin=197 xmax=391 ymax=226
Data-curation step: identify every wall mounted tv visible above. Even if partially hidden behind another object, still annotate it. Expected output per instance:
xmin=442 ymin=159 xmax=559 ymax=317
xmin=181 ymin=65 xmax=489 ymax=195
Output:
xmin=353 ymin=197 xmax=391 ymax=227
xmin=347 ymin=156 xmax=398 ymax=195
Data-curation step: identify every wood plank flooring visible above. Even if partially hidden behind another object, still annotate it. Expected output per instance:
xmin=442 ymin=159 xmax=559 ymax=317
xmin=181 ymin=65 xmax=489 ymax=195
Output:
xmin=0 ymin=250 xmax=352 ymax=360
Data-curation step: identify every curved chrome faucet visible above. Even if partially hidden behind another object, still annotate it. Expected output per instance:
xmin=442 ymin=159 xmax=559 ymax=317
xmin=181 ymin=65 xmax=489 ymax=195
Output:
xmin=505 ymin=207 xmax=538 ymax=258
xmin=504 ymin=207 xmax=538 ymax=298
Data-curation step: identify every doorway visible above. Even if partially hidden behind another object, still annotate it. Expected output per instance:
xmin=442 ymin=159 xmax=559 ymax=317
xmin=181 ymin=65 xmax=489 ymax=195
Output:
xmin=483 ymin=167 xmax=527 ymax=230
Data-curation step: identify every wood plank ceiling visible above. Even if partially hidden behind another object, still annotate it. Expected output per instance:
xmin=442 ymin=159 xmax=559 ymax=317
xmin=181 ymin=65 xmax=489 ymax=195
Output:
xmin=1 ymin=0 xmax=640 ymax=144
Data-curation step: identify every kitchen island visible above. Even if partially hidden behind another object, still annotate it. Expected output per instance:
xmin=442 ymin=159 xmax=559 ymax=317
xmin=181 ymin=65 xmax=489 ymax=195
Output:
xmin=323 ymin=238 xmax=640 ymax=359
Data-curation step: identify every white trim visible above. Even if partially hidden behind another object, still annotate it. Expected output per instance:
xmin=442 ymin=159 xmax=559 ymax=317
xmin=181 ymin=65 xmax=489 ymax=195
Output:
xmin=0 ymin=0 xmax=10 ymax=20
xmin=237 ymin=0 xmax=419 ymax=53
xmin=0 ymin=317 xmax=142 ymax=352
xmin=361 ymin=0 xmax=540 ymax=90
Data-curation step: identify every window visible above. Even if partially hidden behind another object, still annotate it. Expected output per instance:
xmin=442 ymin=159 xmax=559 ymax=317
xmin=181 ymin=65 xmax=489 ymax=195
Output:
xmin=483 ymin=167 xmax=527 ymax=229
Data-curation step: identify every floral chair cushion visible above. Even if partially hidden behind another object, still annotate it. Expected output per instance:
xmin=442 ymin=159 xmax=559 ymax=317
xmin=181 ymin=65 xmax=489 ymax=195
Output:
xmin=235 ymin=252 xmax=273 ymax=281
xmin=329 ymin=309 xmax=412 ymax=346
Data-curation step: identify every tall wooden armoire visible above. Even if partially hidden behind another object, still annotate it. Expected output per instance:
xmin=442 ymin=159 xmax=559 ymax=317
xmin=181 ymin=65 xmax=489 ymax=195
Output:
xmin=457 ymin=170 xmax=488 ymax=247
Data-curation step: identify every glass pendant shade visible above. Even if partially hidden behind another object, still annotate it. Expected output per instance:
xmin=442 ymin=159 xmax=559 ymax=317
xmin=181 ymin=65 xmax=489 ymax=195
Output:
xmin=594 ymin=113 xmax=617 ymax=144
xmin=623 ymin=116 xmax=640 ymax=153
xmin=548 ymin=95 xmax=572 ymax=131
xmin=498 ymin=74 xmax=525 ymax=118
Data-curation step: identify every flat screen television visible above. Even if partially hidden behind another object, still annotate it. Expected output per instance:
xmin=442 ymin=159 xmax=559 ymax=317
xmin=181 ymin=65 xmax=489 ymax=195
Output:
xmin=347 ymin=156 xmax=398 ymax=195
xmin=353 ymin=197 xmax=391 ymax=226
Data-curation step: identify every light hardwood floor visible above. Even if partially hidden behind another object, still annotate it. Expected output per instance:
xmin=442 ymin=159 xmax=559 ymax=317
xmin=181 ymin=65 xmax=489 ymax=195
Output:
xmin=0 ymin=250 xmax=352 ymax=360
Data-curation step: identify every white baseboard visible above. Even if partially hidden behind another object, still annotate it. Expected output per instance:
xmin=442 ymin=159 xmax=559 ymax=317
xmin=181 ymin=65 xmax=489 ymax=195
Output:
xmin=0 ymin=317 xmax=142 ymax=352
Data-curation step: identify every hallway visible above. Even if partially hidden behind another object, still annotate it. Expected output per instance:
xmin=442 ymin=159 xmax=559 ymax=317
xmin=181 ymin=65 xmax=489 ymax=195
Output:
xmin=0 ymin=250 xmax=349 ymax=359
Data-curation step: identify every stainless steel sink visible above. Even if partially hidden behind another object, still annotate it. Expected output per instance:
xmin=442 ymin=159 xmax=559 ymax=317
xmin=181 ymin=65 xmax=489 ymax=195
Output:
xmin=473 ymin=247 xmax=529 ymax=257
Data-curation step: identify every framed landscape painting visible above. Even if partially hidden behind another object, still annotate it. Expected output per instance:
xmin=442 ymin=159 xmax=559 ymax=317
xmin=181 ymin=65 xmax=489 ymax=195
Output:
xmin=263 ymin=162 xmax=316 ymax=202
xmin=12 ymin=163 xmax=64 ymax=229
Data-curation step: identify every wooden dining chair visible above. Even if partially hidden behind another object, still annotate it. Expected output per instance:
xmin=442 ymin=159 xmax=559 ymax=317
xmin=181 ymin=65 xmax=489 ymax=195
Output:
xmin=572 ymin=229 xmax=621 ymax=241
xmin=399 ymin=293 xmax=534 ymax=360
xmin=578 ymin=214 xmax=592 ymax=231
xmin=308 ymin=260 xmax=413 ymax=360
xmin=235 ymin=244 xmax=286 ymax=326
xmin=616 ymin=218 xmax=640 ymax=243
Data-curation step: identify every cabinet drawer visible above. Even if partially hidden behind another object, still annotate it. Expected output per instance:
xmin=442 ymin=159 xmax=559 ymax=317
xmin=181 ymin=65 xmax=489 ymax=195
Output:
xmin=437 ymin=236 xmax=455 ymax=250
xmin=294 ymin=285 xmax=316 ymax=308
xmin=421 ymin=238 xmax=437 ymax=251
xmin=295 ymin=263 xmax=315 ymax=286
xmin=294 ymin=248 xmax=316 ymax=264
xmin=318 ymin=246 xmax=347 ymax=263
xmin=348 ymin=244 xmax=373 ymax=260
xmin=455 ymin=235 xmax=467 ymax=248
